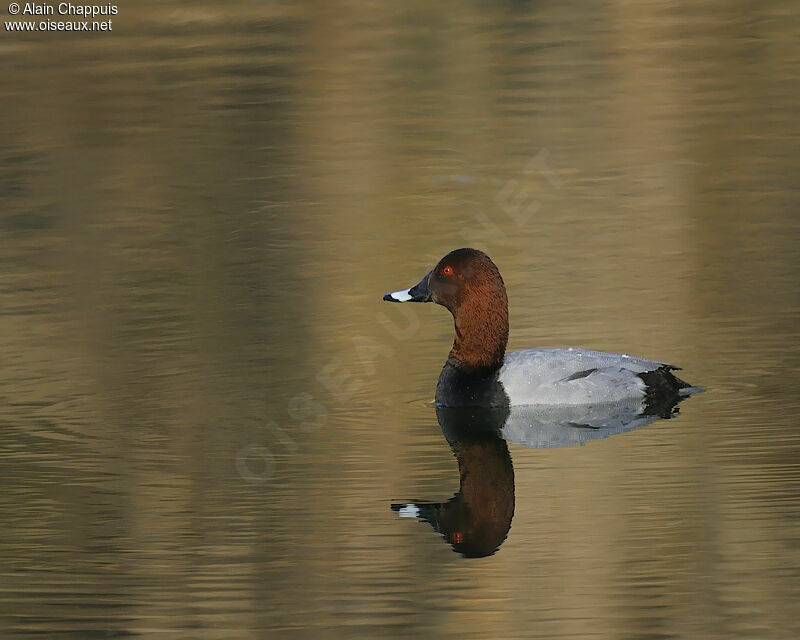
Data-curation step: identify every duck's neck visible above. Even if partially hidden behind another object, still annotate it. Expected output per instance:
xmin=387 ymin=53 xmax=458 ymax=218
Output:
xmin=449 ymin=297 xmax=509 ymax=372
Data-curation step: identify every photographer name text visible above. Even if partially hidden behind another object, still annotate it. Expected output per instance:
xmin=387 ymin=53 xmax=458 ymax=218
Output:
xmin=13 ymin=3 xmax=117 ymax=17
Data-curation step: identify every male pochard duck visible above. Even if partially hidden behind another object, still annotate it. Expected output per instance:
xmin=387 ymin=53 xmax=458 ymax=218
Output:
xmin=383 ymin=248 xmax=699 ymax=408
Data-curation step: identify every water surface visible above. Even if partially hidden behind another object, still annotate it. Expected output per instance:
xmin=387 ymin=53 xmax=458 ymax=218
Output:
xmin=1 ymin=2 xmax=800 ymax=638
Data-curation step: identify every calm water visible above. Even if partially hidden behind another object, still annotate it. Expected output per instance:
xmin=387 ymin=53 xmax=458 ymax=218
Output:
xmin=2 ymin=2 xmax=800 ymax=638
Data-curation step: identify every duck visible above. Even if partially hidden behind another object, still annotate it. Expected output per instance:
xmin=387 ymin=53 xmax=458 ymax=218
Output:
xmin=383 ymin=248 xmax=700 ymax=408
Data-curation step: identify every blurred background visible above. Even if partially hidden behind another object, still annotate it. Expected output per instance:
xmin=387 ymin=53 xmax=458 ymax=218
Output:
xmin=1 ymin=1 xmax=799 ymax=638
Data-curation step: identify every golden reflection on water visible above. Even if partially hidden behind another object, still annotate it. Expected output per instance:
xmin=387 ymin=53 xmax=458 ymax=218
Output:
xmin=1 ymin=1 xmax=799 ymax=638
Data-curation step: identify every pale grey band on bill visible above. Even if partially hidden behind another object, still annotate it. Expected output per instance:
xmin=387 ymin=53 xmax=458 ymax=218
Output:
xmin=387 ymin=289 xmax=412 ymax=302
xmin=397 ymin=504 xmax=419 ymax=518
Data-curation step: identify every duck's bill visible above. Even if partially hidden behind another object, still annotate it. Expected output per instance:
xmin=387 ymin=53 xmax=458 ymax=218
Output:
xmin=383 ymin=270 xmax=432 ymax=303
xmin=390 ymin=501 xmax=441 ymax=528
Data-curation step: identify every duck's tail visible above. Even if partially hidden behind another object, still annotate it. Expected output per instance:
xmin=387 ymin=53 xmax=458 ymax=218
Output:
xmin=638 ymin=366 xmax=704 ymax=418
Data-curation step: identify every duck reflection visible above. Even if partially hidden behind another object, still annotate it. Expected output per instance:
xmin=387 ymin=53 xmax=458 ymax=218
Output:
xmin=393 ymin=406 xmax=515 ymax=558
xmin=393 ymin=396 xmax=684 ymax=558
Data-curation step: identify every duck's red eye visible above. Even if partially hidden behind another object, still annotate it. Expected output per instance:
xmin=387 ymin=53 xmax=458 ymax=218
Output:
xmin=442 ymin=266 xmax=453 ymax=276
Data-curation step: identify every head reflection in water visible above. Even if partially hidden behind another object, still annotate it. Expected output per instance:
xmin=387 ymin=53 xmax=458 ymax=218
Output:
xmin=393 ymin=406 xmax=514 ymax=558
xmin=393 ymin=394 xmax=688 ymax=558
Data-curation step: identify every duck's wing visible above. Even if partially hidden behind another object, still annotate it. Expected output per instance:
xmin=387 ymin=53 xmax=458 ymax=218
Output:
xmin=498 ymin=348 xmax=676 ymax=406
xmin=500 ymin=398 xmax=665 ymax=448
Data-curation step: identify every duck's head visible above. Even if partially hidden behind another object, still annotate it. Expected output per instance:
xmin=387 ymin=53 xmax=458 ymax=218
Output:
xmin=383 ymin=248 xmax=507 ymax=315
xmin=383 ymin=248 xmax=509 ymax=370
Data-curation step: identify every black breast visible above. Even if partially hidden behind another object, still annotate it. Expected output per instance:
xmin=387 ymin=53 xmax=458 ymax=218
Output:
xmin=436 ymin=358 xmax=510 ymax=408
